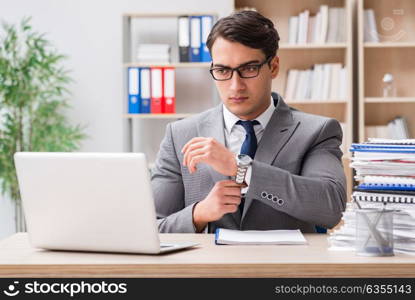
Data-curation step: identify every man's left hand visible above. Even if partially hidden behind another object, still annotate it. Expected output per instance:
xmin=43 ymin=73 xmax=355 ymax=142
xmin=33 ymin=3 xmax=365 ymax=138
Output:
xmin=181 ymin=137 xmax=237 ymax=176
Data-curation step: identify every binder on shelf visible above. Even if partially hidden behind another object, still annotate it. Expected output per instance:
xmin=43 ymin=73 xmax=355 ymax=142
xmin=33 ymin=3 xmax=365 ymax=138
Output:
xmin=201 ymin=15 xmax=213 ymax=62
xmin=150 ymin=67 xmax=164 ymax=113
xmin=297 ymin=10 xmax=309 ymax=44
xmin=288 ymin=16 xmax=299 ymax=44
xmin=190 ymin=16 xmax=201 ymax=62
xmin=178 ymin=16 xmax=190 ymax=63
xmin=128 ymin=67 xmax=140 ymax=114
xmin=319 ymin=5 xmax=329 ymax=43
xmin=140 ymin=67 xmax=151 ymax=113
xmin=163 ymin=67 xmax=175 ymax=114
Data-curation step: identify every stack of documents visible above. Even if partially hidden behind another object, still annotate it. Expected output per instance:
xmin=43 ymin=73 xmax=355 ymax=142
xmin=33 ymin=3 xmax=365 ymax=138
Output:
xmin=215 ymin=229 xmax=307 ymax=245
xmin=329 ymin=139 xmax=415 ymax=255
xmin=137 ymin=44 xmax=171 ymax=63
xmin=329 ymin=202 xmax=415 ymax=255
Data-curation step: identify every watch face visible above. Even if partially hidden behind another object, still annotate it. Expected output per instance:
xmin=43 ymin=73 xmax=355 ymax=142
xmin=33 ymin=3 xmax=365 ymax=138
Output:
xmin=238 ymin=154 xmax=252 ymax=165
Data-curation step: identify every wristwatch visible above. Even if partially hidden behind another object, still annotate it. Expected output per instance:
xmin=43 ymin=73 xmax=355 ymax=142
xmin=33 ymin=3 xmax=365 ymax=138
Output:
xmin=235 ymin=154 xmax=253 ymax=184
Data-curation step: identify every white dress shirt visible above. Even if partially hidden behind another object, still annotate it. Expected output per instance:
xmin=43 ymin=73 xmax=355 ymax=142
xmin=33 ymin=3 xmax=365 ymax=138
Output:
xmin=222 ymin=96 xmax=275 ymax=193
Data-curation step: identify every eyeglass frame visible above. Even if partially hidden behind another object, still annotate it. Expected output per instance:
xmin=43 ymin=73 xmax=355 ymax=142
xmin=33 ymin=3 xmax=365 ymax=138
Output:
xmin=209 ymin=56 xmax=273 ymax=81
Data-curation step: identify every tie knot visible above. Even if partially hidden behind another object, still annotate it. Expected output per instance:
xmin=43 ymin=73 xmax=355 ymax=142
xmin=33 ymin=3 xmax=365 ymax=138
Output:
xmin=236 ymin=120 xmax=259 ymax=134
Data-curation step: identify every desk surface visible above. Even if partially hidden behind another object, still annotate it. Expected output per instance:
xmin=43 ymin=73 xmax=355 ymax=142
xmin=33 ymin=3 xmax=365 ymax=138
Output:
xmin=0 ymin=233 xmax=414 ymax=278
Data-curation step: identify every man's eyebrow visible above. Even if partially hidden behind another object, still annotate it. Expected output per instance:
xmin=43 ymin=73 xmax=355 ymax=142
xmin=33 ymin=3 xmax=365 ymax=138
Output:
xmin=212 ymin=60 xmax=261 ymax=68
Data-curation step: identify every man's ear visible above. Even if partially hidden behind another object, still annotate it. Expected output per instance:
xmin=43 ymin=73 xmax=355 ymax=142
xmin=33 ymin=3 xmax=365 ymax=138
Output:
xmin=270 ymin=56 xmax=279 ymax=79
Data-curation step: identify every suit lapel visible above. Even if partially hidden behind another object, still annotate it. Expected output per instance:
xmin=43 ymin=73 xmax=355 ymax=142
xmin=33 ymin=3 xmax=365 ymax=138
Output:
xmin=241 ymin=94 xmax=300 ymax=221
xmin=255 ymin=94 xmax=300 ymax=165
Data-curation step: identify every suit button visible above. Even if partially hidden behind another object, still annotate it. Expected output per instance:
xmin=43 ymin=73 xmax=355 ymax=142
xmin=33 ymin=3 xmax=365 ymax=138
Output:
xmin=277 ymin=198 xmax=284 ymax=206
xmin=267 ymin=194 xmax=273 ymax=201
xmin=272 ymin=197 xmax=278 ymax=203
xmin=261 ymin=192 xmax=267 ymax=199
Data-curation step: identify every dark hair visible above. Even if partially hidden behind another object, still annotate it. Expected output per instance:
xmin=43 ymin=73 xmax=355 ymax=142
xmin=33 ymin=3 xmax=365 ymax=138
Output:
xmin=206 ymin=10 xmax=280 ymax=60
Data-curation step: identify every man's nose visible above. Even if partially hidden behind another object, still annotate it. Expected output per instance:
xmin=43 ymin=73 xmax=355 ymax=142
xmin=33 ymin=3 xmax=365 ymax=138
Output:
xmin=229 ymin=71 xmax=246 ymax=91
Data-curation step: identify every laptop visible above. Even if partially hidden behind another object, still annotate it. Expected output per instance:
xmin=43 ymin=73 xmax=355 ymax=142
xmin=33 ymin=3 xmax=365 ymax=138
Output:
xmin=14 ymin=152 xmax=198 ymax=254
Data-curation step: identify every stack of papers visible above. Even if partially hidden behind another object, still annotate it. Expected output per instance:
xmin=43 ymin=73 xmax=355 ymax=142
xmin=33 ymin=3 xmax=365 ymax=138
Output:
xmin=329 ymin=139 xmax=415 ymax=255
xmin=328 ymin=202 xmax=415 ymax=255
xmin=215 ymin=229 xmax=307 ymax=245
xmin=136 ymin=44 xmax=171 ymax=63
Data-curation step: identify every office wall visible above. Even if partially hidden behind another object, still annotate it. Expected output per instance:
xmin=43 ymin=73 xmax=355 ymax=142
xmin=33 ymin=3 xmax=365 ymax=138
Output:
xmin=0 ymin=195 xmax=15 ymax=239
xmin=0 ymin=0 xmax=234 ymax=239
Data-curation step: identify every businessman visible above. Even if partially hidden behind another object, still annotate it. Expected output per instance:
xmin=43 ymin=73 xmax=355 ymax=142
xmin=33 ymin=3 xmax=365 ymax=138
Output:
xmin=152 ymin=10 xmax=347 ymax=233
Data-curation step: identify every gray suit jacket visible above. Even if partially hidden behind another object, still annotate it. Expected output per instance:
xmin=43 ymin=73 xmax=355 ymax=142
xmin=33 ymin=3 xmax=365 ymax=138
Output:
xmin=152 ymin=93 xmax=347 ymax=233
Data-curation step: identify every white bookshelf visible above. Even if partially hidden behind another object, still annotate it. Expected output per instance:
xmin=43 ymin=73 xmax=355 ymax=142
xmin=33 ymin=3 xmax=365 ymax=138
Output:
xmin=122 ymin=9 xmax=232 ymax=164
xmin=358 ymin=0 xmax=415 ymax=142
xmin=365 ymin=97 xmax=415 ymax=103
xmin=279 ymin=43 xmax=348 ymax=49
xmin=364 ymin=42 xmax=415 ymax=48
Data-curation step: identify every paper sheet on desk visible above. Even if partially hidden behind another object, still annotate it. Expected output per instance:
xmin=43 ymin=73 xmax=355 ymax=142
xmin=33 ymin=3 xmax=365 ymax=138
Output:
xmin=215 ymin=228 xmax=307 ymax=245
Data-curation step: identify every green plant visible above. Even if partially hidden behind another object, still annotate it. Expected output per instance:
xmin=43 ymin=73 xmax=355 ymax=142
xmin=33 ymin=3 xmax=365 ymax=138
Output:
xmin=0 ymin=17 xmax=86 ymax=204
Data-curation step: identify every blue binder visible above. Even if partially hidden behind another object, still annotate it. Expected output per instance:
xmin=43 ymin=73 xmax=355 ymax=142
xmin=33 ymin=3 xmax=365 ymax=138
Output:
xmin=200 ymin=15 xmax=213 ymax=62
xmin=127 ymin=67 xmax=140 ymax=114
xmin=140 ymin=67 xmax=151 ymax=113
xmin=190 ymin=16 xmax=201 ymax=62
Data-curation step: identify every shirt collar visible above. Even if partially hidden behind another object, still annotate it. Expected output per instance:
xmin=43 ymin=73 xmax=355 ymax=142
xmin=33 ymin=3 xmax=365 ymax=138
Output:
xmin=223 ymin=96 xmax=275 ymax=134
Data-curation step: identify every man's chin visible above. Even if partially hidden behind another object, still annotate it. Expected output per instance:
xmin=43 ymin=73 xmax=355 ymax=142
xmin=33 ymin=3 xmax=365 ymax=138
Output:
xmin=226 ymin=106 xmax=252 ymax=119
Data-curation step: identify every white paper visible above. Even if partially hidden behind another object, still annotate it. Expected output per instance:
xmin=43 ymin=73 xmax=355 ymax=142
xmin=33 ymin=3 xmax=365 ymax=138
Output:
xmin=216 ymin=229 xmax=307 ymax=245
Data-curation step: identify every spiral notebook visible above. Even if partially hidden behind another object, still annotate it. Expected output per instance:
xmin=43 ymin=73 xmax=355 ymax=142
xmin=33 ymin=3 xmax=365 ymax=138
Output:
xmin=352 ymin=191 xmax=415 ymax=204
xmin=357 ymin=183 xmax=415 ymax=191
xmin=359 ymin=176 xmax=415 ymax=185
xmin=367 ymin=138 xmax=415 ymax=145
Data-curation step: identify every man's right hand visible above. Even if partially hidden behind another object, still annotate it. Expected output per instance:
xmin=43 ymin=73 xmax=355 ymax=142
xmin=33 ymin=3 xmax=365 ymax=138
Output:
xmin=192 ymin=180 xmax=243 ymax=232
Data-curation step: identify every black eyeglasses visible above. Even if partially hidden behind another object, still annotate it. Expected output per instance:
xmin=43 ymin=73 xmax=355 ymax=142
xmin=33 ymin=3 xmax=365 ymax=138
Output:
xmin=209 ymin=57 xmax=272 ymax=81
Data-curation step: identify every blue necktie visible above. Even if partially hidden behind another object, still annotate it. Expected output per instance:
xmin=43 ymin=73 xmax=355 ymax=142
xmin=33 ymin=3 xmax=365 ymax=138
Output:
xmin=236 ymin=120 xmax=259 ymax=215
xmin=237 ymin=120 xmax=260 ymax=159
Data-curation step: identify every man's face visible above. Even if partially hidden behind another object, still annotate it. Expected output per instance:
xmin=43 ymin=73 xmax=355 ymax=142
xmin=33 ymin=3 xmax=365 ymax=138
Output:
xmin=210 ymin=37 xmax=279 ymax=120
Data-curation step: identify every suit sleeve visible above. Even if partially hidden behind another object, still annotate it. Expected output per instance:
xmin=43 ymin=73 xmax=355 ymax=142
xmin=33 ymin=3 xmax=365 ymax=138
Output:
xmin=151 ymin=123 xmax=197 ymax=233
xmin=246 ymin=118 xmax=347 ymax=229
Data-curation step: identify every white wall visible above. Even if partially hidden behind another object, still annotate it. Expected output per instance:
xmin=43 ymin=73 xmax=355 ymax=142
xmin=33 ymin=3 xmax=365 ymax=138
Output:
xmin=0 ymin=195 xmax=15 ymax=239
xmin=0 ymin=0 xmax=234 ymax=239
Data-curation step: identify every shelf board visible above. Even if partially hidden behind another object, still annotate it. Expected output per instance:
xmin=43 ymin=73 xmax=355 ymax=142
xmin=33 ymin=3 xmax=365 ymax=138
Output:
xmin=124 ymin=62 xmax=211 ymax=68
xmin=279 ymin=43 xmax=347 ymax=50
xmin=364 ymin=42 xmax=415 ymax=48
xmin=286 ymin=100 xmax=347 ymax=104
xmin=365 ymin=97 xmax=415 ymax=103
xmin=123 ymin=13 xmax=218 ymax=18
xmin=124 ymin=113 xmax=194 ymax=119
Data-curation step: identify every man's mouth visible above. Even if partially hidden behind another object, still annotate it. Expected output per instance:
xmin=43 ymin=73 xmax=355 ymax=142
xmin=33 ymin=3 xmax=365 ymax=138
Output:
xmin=229 ymin=96 xmax=249 ymax=103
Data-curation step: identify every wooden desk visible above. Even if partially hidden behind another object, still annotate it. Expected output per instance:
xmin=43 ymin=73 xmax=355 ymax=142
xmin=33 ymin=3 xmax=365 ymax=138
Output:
xmin=0 ymin=233 xmax=414 ymax=278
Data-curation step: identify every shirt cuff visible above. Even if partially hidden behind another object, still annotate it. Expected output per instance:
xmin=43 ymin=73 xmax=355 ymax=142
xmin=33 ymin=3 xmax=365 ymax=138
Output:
xmin=192 ymin=202 xmax=208 ymax=233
